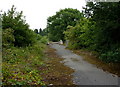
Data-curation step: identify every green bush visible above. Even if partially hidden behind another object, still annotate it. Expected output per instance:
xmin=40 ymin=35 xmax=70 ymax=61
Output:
xmin=100 ymin=48 xmax=120 ymax=63
xmin=64 ymin=18 xmax=95 ymax=50
xmin=36 ymin=34 xmax=42 ymax=40
xmin=2 ymin=5 xmax=37 ymax=47
xmin=14 ymin=29 xmax=37 ymax=47
xmin=2 ymin=28 xmax=15 ymax=48
xmin=40 ymin=36 xmax=48 ymax=44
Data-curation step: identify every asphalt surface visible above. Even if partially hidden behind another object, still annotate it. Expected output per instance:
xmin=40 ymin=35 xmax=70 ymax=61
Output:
xmin=50 ymin=43 xmax=119 ymax=86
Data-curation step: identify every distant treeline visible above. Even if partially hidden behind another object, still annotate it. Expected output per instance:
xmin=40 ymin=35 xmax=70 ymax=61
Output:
xmin=34 ymin=28 xmax=48 ymax=36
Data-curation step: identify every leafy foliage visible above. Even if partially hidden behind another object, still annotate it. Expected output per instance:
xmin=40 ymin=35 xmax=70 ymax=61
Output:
xmin=100 ymin=48 xmax=120 ymax=63
xmin=2 ymin=28 xmax=15 ymax=48
xmin=2 ymin=42 xmax=46 ymax=85
xmin=2 ymin=5 xmax=36 ymax=47
xmin=64 ymin=18 xmax=95 ymax=49
xmin=64 ymin=2 xmax=120 ymax=63
xmin=84 ymin=2 xmax=120 ymax=62
xmin=40 ymin=36 xmax=49 ymax=44
xmin=47 ymin=8 xmax=83 ymax=41
xmin=40 ymin=28 xmax=49 ymax=36
xmin=2 ymin=6 xmax=49 ymax=85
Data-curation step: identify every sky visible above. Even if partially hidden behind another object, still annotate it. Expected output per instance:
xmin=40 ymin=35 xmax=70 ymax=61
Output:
xmin=0 ymin=0 xmax=86 ymax=30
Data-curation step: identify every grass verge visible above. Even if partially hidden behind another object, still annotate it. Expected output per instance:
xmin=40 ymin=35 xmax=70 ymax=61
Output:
xmin=2 ymin=43 xmax=75 ymax=86
xmin=2 ymin=42 xmax=46 ymax=85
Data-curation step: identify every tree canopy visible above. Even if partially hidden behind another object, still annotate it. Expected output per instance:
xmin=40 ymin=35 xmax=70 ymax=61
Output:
xmin=64 ymin=2 xmax=120 ymax=63
xmin=2 ymin=5 xmax=36 ymax=47
xmin=47 ymin=8 xmax=83 ymax=41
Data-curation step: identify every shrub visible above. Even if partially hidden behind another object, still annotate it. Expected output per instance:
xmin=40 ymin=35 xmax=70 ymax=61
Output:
xmin=2 ymin=28 xmax=15 ymax=48
xmin=2 ymin=5 xmax=37 ymax=47
xmin=100 ymin=48 xmax=120 ymax=63
xmin=40 ymin=36 xmax=48 ymax=44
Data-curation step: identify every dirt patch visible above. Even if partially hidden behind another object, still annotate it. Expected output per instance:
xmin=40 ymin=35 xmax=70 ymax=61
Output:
xmin=40 ymin=46 xmax=75 ymax=86
xmin=73 ymin=50 xmax=120 ymax=76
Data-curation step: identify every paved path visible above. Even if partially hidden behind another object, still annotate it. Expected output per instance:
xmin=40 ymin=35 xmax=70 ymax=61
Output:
xmin=50 ymin=43 xmax=119 ymax=86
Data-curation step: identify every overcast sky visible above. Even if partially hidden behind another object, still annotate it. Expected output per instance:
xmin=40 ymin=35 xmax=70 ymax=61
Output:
xmin=0 ymin=0 xmax=86 ymax=30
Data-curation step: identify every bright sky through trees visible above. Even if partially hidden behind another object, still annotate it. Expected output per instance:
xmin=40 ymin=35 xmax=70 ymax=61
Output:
xmin=0 ymin=0 xmax=86 ymax=30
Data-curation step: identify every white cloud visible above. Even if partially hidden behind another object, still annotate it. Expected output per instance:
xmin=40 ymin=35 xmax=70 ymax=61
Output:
xmin=0 ymin=0 xmax=86 ymax=30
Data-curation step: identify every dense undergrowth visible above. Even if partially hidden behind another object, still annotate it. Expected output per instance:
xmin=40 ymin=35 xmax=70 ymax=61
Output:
xmin=2 ymin=42 xmax=46 ymax=85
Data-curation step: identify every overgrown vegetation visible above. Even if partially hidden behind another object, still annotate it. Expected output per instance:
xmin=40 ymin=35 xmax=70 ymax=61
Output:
xmin=2 ymin=42 xmax=46 ymax=85
xmin=1 ymin=1 xmax=120 ymax=85
xmin=47 ymin=8 xmax=83 ymax=42
xmin=47 ymin=2 xmax=120 ymax=63
xmin=64 ymin=18 xmax=95 ymax=50
xmin=83 ymin=2 xmax=120 ymax=63
xmin=2 ymin=6 xmax=48 ymax=85
xmin=2 ymin=5 xmax=37 ymax=47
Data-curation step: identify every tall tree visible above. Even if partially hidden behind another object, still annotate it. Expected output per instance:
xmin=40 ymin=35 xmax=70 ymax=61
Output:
xmin=83 ymin=2 xmax=120 ymax=62
xmin=84 ymin=2 xmax=120 ymax=51
xmin=47 ymin=8 xmax=83 ymax=41
xmin=2 ymin=5 xmax=36 ymax=47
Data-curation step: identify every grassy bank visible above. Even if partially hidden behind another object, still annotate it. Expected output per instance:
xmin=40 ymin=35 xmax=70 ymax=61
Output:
xmin=2 ymin=42 xmax=75 ymax=85
xmin=2 ymin=42 xmax=46 ymax=85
